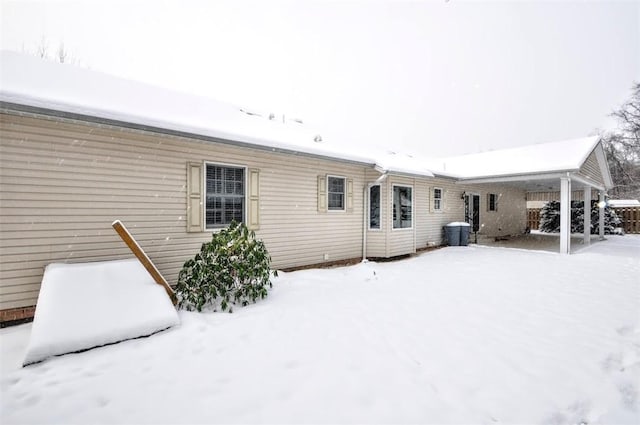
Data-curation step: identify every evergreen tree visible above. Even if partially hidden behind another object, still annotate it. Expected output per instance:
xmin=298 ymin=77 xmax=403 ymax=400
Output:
xmin=539 ymin=200 xmax=560 ymax=233
xmin=590 ymin=201 xmax=621 ymax=234
xmin=538 ymin=200 xmax=621 ymax=234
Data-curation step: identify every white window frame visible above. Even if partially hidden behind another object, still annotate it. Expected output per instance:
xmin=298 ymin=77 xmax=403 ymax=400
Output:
xmin=204 ymin=161 xmax=248 ymax=230
xmin=433 ymin=187 xmax=443 ymax=212
xmin=327 ymin=175 xmax=346 ymax=212
xmin=392 ymin=184 xmax=413 ymax=230
xmin=368 ymin=184 xmax=381 ymax=230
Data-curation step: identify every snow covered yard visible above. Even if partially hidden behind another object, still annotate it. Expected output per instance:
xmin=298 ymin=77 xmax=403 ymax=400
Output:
xmin=1 ymin=237 xmax=639 ymax=424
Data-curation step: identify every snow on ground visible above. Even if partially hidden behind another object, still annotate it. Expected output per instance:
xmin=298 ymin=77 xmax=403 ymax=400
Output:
xmin=1 ymin=236 xmax=639 ymax=424
xmin=480 ymin=231 xmax=619 ymax=254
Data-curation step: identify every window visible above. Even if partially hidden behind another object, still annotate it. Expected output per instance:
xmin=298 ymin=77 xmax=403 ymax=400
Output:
xmin=369 ymin=185 xmax=380 ymax=229
xmin=433 ymin=188 xmax=443 ymax=211
xmin=205 ymin=164 xmax=245 ymax=228
xmin=393 ymin=185 xmax=412 ymax=229
xmin=328 ymin=176 xmax=345 ymax=211
xmin=488 ymin=193 xmax=498 ymax=211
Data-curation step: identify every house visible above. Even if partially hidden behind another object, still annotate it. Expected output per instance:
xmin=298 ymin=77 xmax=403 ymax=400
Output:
xmin=0 ymin=52 xmax=613 ymax=324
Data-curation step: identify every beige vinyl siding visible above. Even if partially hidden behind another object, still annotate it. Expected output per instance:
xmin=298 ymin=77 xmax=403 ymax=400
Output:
xmin=415 ymin=179 xmax=527 ymax=246
xmin=417 ymin=177 xmax=463 ymax=247
xmin=413 ymin=178 xmax=430 ymax=248
xmin=578 ymin=150 xmax=605 ymax=185
xmin=0 ymin=112 xmax=366 ymax=310
xmin=527 ymin=190 xmax=599 ymax=202
xmin=467 ymin=184 xmax=527 ymax=236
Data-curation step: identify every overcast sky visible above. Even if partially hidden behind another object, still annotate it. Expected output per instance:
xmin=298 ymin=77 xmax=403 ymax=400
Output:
xmin=1 ymin=0 xmax=639 ymax=157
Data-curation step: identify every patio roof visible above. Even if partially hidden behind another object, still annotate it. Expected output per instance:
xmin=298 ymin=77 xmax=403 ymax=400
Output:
xmin=444 ymin=137 xmax=613 ymax=192
xmin=458 ymin=172 xmax=603 ymax=192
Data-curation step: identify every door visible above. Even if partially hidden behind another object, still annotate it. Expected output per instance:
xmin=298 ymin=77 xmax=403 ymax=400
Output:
xmin=465 ymin=194 xmax=480 ymax=232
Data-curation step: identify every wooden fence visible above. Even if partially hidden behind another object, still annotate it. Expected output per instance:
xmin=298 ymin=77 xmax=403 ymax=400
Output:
xmin=526 ymin=207 xmax=640 ymax=234
xmin=527 ymin=209 xmax=541 ymax=231
xmin=614 ymin=207 xmax=640 ymax=234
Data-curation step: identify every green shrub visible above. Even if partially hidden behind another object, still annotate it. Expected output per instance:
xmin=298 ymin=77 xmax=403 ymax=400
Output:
xmin=175 ymin=221 xmax=276 ymax=312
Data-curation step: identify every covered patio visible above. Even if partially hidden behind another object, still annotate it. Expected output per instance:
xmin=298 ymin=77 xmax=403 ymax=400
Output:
xmin=447 ymin=136 xmax=614 ymax=254
xmin=465 ymin=173 xmax=609 ymax=254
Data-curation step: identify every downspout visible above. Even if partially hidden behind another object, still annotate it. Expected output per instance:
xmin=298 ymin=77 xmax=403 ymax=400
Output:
xmin=363 ymin=173 xmax=388 ymax=261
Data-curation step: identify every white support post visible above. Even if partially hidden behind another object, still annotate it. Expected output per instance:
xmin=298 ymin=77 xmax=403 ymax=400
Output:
xmin=583 ymin=187 xmax=591 ymax=246
xmin=560 ymin=177 xmax=571 ymax=254
xmin=599 ymin=190 xmax=606 ymax=240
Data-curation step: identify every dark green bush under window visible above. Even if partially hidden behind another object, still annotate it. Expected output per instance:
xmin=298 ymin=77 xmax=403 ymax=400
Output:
xmin=175 ymin=221 xmax=275 ymax=312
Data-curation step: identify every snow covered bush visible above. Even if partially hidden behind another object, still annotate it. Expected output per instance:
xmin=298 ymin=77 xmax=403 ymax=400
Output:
xmin=175 ymin=221 xmax=276 ymax=312
xmin=538 ymin=200 xmax=621 ymax=234
xmin=539 ymin=201 xmax=561 ymax=233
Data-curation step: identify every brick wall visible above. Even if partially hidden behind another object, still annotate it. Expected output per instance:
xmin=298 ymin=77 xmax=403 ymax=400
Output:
xmin=0 ymin=306 xmax=35 ymax=327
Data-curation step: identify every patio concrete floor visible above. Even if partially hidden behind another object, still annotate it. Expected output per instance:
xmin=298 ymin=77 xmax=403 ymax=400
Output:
xmin=474 ymin=231 xmax=605 ymax=254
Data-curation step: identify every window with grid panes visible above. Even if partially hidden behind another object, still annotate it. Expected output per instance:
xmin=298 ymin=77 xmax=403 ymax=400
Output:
xmin=433 ymin=188 xmax=443 ymax=211
xmin=327 ymin=176 xmax=345 ymax=210
xmin=205 ymin=164 xmax=245 ymax=228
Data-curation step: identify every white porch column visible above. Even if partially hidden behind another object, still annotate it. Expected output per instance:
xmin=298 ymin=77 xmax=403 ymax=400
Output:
xmin=560 ymin=177 xmax=571 ymax=254
xmin=599 ymin=190 xmax=606 ymax=240
xmin=583 ymin=187 xmax=591 ymax=246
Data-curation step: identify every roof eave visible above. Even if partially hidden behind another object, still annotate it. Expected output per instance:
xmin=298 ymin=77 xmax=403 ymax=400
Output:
xmin=455 ymin=170 xmax=579 ymax=185
xmin=0 ymin=100 xmax=376 ymax=168
xmin=377 ymin=167 xmax=435 ymax=179
xmin=430 ymin=171 xmax=461 ymax=180
xmin=457 ymin=169 xmax=608 ymax=192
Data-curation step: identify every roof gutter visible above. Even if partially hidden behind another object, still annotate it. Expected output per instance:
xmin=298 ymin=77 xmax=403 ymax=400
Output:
xmin=455 ymin=171 xmax=577 ymax=185
xmin=373 ymin=164 xmax=434 ymax=179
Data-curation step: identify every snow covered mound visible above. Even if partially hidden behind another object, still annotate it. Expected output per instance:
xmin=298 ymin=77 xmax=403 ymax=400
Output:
xmin=23 ymin=259 xmax=180 ymax=366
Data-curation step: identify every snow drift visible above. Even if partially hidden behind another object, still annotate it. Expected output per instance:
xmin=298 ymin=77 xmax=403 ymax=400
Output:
xmin=23 ymin=259 xmax=180 ymax=366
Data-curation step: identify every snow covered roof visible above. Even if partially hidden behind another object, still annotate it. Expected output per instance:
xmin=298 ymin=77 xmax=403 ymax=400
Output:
xmin=0 ymin=52 xmax=374 ymax=164
xmin=608 ymin=199 xmax=640 ymax=208
xmin=0 ymin=50 xmax=605 ymax=182
xmin=0 ymin=51 xmax=433 ymax=176
xmin=430 ymin=136 xmax=602 ymax=179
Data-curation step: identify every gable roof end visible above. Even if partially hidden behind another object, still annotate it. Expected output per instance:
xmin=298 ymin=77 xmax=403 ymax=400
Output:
xmin=592 ymin=140 xmax=614 ymax=189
